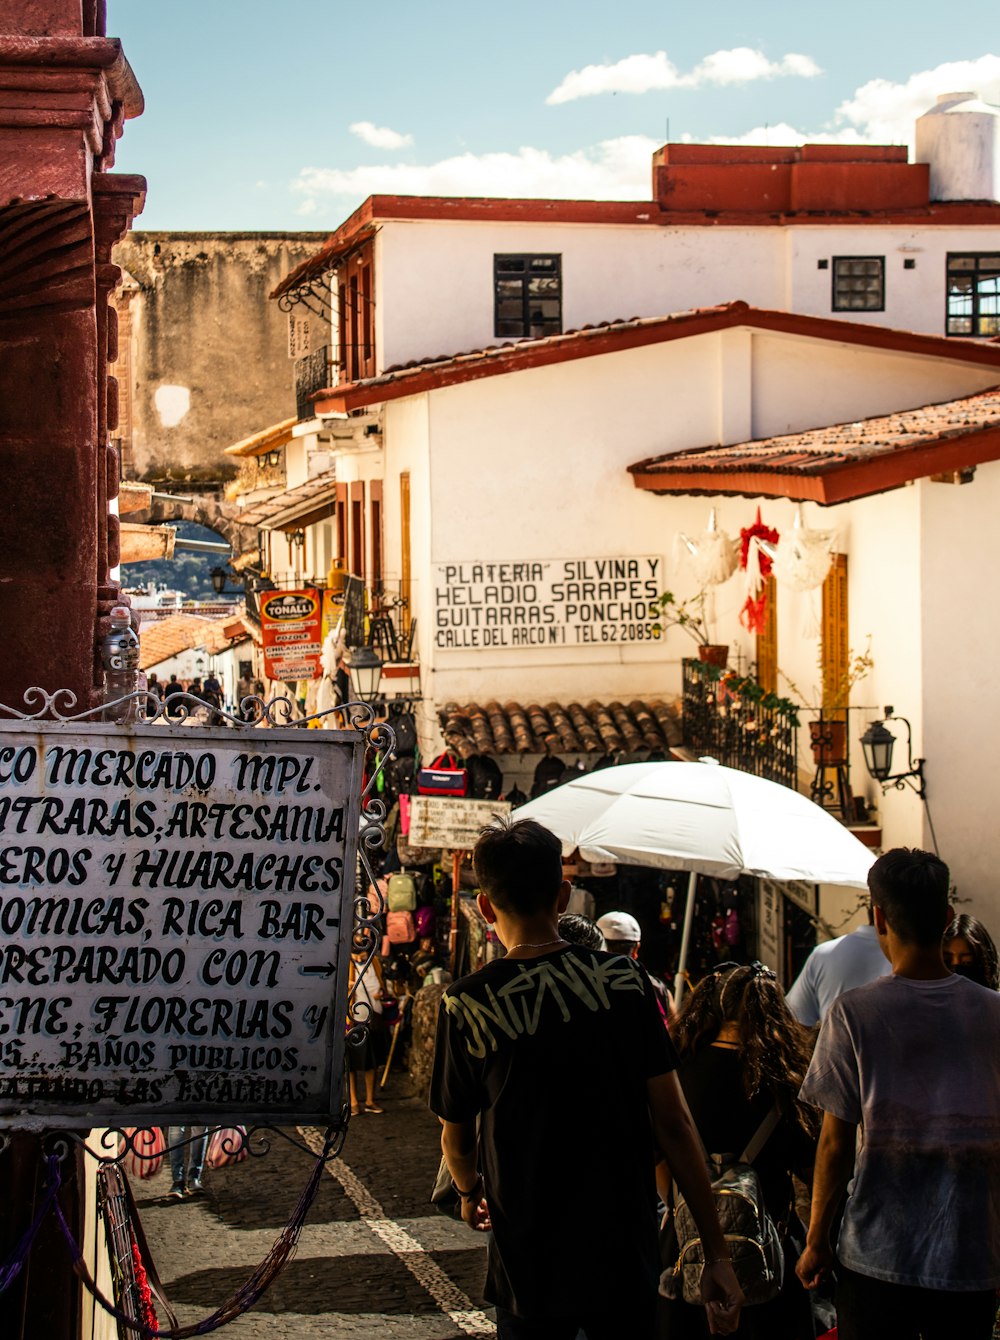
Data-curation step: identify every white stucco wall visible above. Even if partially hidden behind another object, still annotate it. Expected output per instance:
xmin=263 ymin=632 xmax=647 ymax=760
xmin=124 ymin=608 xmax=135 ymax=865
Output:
xmin=918 ymin=463 xmax=1000 ymax=920
xmin=374 ymin=325 xmax=994 ymax=727
xmin=750 ymin=333 xmax=1000 ymax=437
xmin=375 ymin=221 xmax=787 ymax=370
xmin=787 ymin=226 xmax=1000 ymax=333
xmin=371 ymin=218 xmax=1000 ymax=373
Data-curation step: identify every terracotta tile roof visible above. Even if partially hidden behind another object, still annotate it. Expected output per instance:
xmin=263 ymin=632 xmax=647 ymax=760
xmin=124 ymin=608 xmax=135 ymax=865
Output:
xmin=439 ymin=699 xmax=681 ymax=757
xmin=236 ymin=468 xmax=337 ymax=531
xmin=138 ymin=614 xmax=236 ymax=672
xmin=311 ymin=304 xmax=1000 ymax=416
xmin=629 ymin=387 xmax=1000 ymax=505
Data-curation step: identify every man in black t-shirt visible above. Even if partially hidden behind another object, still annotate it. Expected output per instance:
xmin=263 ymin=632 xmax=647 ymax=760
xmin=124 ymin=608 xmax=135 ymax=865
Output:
xmin=430 ymin=819 xmax=742 ymax=1339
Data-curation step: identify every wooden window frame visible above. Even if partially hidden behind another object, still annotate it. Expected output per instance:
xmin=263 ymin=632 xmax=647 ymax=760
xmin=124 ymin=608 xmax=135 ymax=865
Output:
xmin=399 ymin=472 xmax=411 ymax=631
xmin=369 ymin=479 xmax=383 ymax=594
xmin=821 ymin=554 xmax=849 ymax=717
xmin=350 ymin=481 xmax=365 ymax=579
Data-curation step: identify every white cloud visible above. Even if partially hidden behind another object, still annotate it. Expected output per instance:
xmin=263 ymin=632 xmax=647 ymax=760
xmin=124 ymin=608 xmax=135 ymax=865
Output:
xmin=289 ymin=57 xmax=1000 ymax=213
xmin=678 ymin=57 xmax=1000 ymax=149
xmin=293 ymin=136 xmax=658 ymax=204
xmin=833 ymin=55 xmax=1000 ymax=145
xmin=349 ymin=120 xmax=414 ymax=150
xmin=685 ymin=123 xmax=866 ymax=148
xmin=546 ymin=47 xmax=821 ymax=105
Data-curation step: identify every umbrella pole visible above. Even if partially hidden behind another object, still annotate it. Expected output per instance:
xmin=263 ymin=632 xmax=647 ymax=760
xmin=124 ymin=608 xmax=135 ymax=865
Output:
xmin=674 ymin=871 xmax=698 ymax=1008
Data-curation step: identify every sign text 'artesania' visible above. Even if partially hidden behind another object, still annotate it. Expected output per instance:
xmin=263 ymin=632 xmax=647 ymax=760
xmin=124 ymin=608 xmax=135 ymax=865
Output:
xmin=0 ymin=722 xmax=363 ymax=1128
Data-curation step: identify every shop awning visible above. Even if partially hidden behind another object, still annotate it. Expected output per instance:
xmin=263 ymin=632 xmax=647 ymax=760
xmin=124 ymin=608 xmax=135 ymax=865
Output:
xmin=236 ymin=468 xmax=337 ymax=531
xmin=223 ymin=416 xmax=298 ymax=459
xmin=628 ymin=387 xmax=1000 ymax=505
xmin=438 ymin=698 xmax=681 ymax=756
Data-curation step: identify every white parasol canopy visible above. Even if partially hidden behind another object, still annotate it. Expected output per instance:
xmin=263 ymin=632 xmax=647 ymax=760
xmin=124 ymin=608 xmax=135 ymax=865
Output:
xmin=518 ymin=761 xmax=874 ymax=1001
xmin=517 ymin=760 xmax=873 ymax=887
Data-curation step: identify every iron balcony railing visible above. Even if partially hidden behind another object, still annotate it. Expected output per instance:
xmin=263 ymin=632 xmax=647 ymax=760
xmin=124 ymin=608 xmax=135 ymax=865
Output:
xmin=295 ymin=345 xmax=334 ymax=420
xmin=681 ymin=658 xmax=798 ymax=789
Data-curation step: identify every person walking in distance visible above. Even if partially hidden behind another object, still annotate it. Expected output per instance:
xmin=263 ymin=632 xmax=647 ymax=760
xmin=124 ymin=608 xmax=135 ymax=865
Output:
xmin=796 ymin=848 xmax=1000 ymax=1340
xmin=431 ymin=818 xmax=743 ymax=1338
xmin=785 ymin=908 xmax=890 ymax=1027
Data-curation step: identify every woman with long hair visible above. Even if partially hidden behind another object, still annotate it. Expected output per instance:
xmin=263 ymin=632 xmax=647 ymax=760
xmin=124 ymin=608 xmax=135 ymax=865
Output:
xmin=659 ymin=961 xmax=819 ymax=1340
xmin=943 ymin=914 xmax=999 ymax=990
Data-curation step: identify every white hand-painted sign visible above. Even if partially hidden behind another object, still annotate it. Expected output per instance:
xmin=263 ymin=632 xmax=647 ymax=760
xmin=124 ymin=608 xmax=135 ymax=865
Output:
xmin=433 ymin=556 xmax=663 ymax=651
xmin=409 ymin=796 xmax=511 ymax=851
xmin=0 ymin=722 xmax=364 ymax=1128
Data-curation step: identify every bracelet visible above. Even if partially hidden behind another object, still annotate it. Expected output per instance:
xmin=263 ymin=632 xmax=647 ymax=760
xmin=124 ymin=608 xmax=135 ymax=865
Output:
xmin=452 ymin=1174 xmax=483 ymax=1200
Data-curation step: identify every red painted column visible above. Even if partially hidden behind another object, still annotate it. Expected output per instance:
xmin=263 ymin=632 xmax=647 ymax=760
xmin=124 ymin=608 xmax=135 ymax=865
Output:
xmin=0 ymin=7 xmax=144 ymax=1337
xmin=0 ymin=14 xmax=144 ymax=714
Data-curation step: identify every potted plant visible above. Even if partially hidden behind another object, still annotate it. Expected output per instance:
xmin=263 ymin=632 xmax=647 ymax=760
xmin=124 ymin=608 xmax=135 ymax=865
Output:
xmin=781 ymin=639 xmax=874 ymax=765
xmin=650 ymin=590 xmax=729 ymax=667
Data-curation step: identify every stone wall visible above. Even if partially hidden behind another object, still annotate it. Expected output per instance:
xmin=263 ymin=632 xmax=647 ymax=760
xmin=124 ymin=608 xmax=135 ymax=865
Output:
xmin=112 ymin=232 xmax=328 ymax=486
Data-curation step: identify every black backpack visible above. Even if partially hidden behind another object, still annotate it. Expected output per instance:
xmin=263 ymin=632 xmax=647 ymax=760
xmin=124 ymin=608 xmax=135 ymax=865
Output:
xmin=531 ymin=754 xmax=565 ymax=798
xmin=389 ymin=709 xmax=418 ymax=757
xmin=386 ymin=755 xmax=418 ymax=797
xmin=467 ymin=753 xmax=504 ymax=800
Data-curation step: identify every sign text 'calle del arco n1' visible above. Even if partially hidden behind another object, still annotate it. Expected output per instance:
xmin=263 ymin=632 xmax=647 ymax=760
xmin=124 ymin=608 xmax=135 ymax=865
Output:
xmin=0 ymin=721 xmax=364 ymax=1128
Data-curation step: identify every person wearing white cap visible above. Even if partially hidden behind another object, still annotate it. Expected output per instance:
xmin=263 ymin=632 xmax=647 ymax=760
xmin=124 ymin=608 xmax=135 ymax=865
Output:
xmin=597 ymin=910 xmax=675 ymax=1023
xmin=596 ymin=910 xmax=643 ymax=954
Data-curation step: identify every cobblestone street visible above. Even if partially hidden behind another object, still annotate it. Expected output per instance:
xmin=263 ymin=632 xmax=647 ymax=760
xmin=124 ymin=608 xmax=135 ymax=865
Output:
xmin=137 ymin=1076 xmax=494 ymax=1338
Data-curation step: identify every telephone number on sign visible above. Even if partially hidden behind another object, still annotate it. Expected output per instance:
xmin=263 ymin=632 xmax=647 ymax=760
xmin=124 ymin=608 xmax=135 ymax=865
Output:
xmin=572 ymin=623 xmax=659 ymax=644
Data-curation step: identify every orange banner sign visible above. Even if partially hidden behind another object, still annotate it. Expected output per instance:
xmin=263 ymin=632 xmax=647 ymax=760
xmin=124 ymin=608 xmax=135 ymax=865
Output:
xmin=261 ymin=588 xmax=323 ymax=680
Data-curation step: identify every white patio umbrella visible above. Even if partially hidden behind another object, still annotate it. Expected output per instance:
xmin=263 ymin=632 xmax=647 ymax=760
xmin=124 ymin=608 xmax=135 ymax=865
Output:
xmin=517 ymin=760 xmax=874 ymax=1001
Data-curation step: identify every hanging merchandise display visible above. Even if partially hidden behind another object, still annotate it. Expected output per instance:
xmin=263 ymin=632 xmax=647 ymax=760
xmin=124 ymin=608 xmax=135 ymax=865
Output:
xmin=771 ymin=504 xmax=837 ymax=592
xmin=739 ymin=508 xmax=780 ymax=633
xmin=675 ymin=507 xmax=739 ymax=587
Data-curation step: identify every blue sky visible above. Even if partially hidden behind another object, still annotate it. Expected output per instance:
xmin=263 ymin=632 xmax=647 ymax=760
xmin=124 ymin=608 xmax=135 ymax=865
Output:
xmin=110 ymin=0 xmax=1000 ymax=231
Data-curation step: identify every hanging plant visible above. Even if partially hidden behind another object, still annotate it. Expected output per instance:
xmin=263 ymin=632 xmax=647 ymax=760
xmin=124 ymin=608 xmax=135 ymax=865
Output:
xmin=738 ymin=507 xmax=779 ymax=633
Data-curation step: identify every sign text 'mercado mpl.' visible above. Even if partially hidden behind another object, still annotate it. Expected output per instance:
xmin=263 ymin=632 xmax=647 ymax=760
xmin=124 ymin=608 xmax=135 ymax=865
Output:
xmin=0 ymin=722 xmax=364 ymax=1128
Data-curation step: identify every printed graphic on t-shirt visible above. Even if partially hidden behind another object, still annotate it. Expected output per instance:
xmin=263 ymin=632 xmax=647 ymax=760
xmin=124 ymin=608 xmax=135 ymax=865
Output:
xmin=443 ymin=952 xmax=645 ymax=1058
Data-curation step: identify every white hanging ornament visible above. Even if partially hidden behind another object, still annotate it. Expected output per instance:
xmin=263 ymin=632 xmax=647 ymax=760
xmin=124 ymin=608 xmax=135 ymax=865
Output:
xmin=675 ymin=508 xmax=738 ymax=587
xmin=771 ymin=505 xmax=837 ymax=592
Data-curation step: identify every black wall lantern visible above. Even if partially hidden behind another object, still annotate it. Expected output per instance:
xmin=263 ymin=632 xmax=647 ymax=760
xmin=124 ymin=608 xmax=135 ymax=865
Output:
xmin=860 ymin=707 xmax=926 ymax=798
xmin=210 ymin=565 xmax=229 ymax=595
xmin=349 ymin=645 xmax=383 ymax=704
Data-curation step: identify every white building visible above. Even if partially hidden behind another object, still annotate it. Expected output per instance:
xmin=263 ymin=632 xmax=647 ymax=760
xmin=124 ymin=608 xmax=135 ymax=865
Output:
xmin=238 ymin=97 xmax=1000 ymax=940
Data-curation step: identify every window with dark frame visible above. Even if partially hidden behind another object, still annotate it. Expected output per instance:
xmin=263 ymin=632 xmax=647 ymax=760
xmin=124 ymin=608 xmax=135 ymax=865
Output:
xmin=946 ymin=253 xmax=1000 ymax=336
xmin=832 ymin=257 xmax=884 ymax=312
xmin=494 ymin=254 xmax=562 ymax=339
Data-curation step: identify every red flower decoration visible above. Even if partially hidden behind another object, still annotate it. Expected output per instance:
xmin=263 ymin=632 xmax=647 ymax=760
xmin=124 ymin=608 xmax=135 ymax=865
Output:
xmin=739 ymin=507 xmax=779 ymax=634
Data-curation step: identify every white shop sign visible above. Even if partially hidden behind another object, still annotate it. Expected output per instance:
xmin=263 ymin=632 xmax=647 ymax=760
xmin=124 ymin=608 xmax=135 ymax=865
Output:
xmin=433 ymin=556 xmax=663 ymax=651
xmin=409 ymin=796 xmax=511 ymax=851
xmin=756 ymin=879 xmax=784 ymax=980
xmin=0 ymin=722 xmax=364 ymax=1129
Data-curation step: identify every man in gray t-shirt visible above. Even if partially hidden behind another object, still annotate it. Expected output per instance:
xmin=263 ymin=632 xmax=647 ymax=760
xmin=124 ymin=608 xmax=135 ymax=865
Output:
xmin=796 ymin=848 xmax=1000 ymax=1340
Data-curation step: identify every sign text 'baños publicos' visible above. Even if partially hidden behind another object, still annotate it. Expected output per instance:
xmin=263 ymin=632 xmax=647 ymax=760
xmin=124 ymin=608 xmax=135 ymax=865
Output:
xmin=0 ymin=722 xmax=364 ymax=1128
